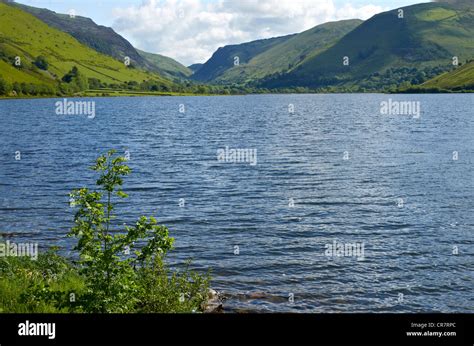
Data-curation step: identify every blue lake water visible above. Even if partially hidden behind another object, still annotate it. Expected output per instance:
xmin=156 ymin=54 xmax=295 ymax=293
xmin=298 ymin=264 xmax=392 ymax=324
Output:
xmin=0 ymin=94 xmax=473 ymax=312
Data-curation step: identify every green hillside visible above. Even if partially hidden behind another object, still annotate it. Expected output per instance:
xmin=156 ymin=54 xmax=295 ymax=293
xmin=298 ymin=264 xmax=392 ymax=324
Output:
xmin=11 ymin=1 xmax=153 ymax=71
xmin=214 ymin=19 xmax=363 ymax=85
xmin=12 ymin=2 xmax=194 ymax=79
xmin=191 ymin=34 xmax=295 ymax=82
xmin=260 ymin=2 xmax=474 ymax=90
xmin=1 ymin=0 xmax=472 ymax=95
xmin=136 ymin=49 xmax=192 ymax=79
xmin=422 ymin=60 xmax=474 ymax=90
xmin=0 ymin=1 xmax=172 ymax=93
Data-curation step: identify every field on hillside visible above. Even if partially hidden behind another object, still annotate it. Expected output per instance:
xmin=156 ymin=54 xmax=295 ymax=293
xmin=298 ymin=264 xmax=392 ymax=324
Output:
xmin=0 ymin=2 xmax=170 ymax=87
xmin=422 ymin=61 xmax=474 ymax=89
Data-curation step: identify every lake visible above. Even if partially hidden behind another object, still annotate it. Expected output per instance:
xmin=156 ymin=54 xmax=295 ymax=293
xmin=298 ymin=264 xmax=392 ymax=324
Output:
xmin=0 ymin=94 xmax=473 ymax=312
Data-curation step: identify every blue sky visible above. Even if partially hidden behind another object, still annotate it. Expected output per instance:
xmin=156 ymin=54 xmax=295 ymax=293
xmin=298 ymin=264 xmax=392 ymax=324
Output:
xmin=16 ymin=0 xmax=430 ymax=65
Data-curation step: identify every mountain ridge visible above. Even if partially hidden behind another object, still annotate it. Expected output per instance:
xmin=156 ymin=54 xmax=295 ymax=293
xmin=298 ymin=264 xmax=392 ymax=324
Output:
xmin=1 ymin=0 xmax=473 ymax=94
xmin=0 ymin=1 xmax=173 ymax=91
xmin=212 ymin=19 xmax=363 ymax=85
xmin=259 ymin=2 xmax=474 ymax=90
xmin=191 ymin=34 xmax=296 ymax=82
xmin=136 ymin=49 xmax=192 ymax=79
xmin=9 ymin=1 xmax=191 ymax=79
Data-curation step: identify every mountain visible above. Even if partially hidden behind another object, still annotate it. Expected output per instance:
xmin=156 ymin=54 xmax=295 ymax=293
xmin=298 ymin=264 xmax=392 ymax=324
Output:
xmin=2 ymin=0 xmax=472 ymax=94
xmin=211 ymin=19 xmax=363 ymax=85
xmin=12 ymin=2 xmax=194 ymax=80
xmin=9 ymin=1 xmax=154 ymax=70
xmin=0 ymin=1 xmax=171 ymax=88
xmin=136 ymin=49 xmax=192 ymax=79
xmin=260 ymin=2 xmax=474 ymax=89
xmin=421 ymin=59 xmax=474 ymax=90
xmin=191 ymin=34 xmax=295 ymax=82
xmin=188 ymin=64 xmax=203 ymax=74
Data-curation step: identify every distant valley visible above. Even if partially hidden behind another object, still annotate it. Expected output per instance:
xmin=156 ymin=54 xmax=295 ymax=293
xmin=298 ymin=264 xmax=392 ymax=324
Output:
xmin=0 ymin=0 xmax=473 ymax=97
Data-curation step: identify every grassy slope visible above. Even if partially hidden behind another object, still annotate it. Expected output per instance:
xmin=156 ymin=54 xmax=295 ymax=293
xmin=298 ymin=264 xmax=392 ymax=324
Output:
xmin=263 ymin=2 xmax=474 ymax=88
xmin=11 ymin=2 xmax=152 ymax=70
xmin=191 ymin=34 xmax=295 ymax=82
xmin=422 ymin=60 xmax=474 ymax=89
xmin=215 ymin=19 xmax=363 ymax=85
xmin=0 ymin=2 xmax=172 ymax=87
xmin=136 ymin=49 xmax=192 ymax=79
xmin=13 ymin=2 xmax=194 ymax=80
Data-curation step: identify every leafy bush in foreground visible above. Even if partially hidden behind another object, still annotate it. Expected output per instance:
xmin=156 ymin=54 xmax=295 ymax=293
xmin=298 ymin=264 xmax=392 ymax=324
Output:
xmin=0 ymin=150 xmax=210 ymax=313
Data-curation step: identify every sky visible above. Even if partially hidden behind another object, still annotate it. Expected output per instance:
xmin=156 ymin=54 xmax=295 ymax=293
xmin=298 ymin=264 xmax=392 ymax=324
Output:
xmin=16 ymin=0 xmax=430 ymax=66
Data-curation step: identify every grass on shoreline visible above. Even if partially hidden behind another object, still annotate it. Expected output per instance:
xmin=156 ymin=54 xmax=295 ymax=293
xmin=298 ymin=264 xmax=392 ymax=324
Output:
xmin=0 ymin=250 xmax=211 ymax=313
xmin=0 ymin=251 xmax=84 ymax=313
xmin=1 ymin=89 xmax=473 ymax=100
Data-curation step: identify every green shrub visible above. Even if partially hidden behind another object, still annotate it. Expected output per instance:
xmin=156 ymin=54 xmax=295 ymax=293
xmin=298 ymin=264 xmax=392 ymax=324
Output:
xmin=0 ymin=77 xmax=12 ymax=95
xmin=62 ymin=66 xmax=89 ymax=92
xmin=34 ymin=56 xmax=49 ymax=70
xmin=0 ymin=150 xmax=210 ymax=313
xmin=136 ymin=258 xmax=210 ymax=313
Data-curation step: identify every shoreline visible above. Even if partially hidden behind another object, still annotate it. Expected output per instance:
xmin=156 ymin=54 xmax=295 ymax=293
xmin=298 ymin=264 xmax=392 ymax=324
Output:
xmin=1 ymin=90 xmax=472 ymax=101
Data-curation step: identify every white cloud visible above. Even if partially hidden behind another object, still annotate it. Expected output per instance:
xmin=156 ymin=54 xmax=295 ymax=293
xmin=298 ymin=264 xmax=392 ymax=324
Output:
xmin=112 ymin=0 xmax=388 ymax=66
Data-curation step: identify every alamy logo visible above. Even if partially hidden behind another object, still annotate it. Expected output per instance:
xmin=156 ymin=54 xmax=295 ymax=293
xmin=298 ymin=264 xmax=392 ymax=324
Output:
xmin=55 ymin=98 xmax=96 ymax=119
xmin=0 ymin=241 xmax=38 ymax=260
xmin=380 ymin=98 xmax=420 ymax=118
xmin=217 ymin=146 xmax=257 ymax=166
xmin=324 ymin=240 xmax=365 ymax=261
xmin=18 ymin=320 xmax=56 ymax=340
